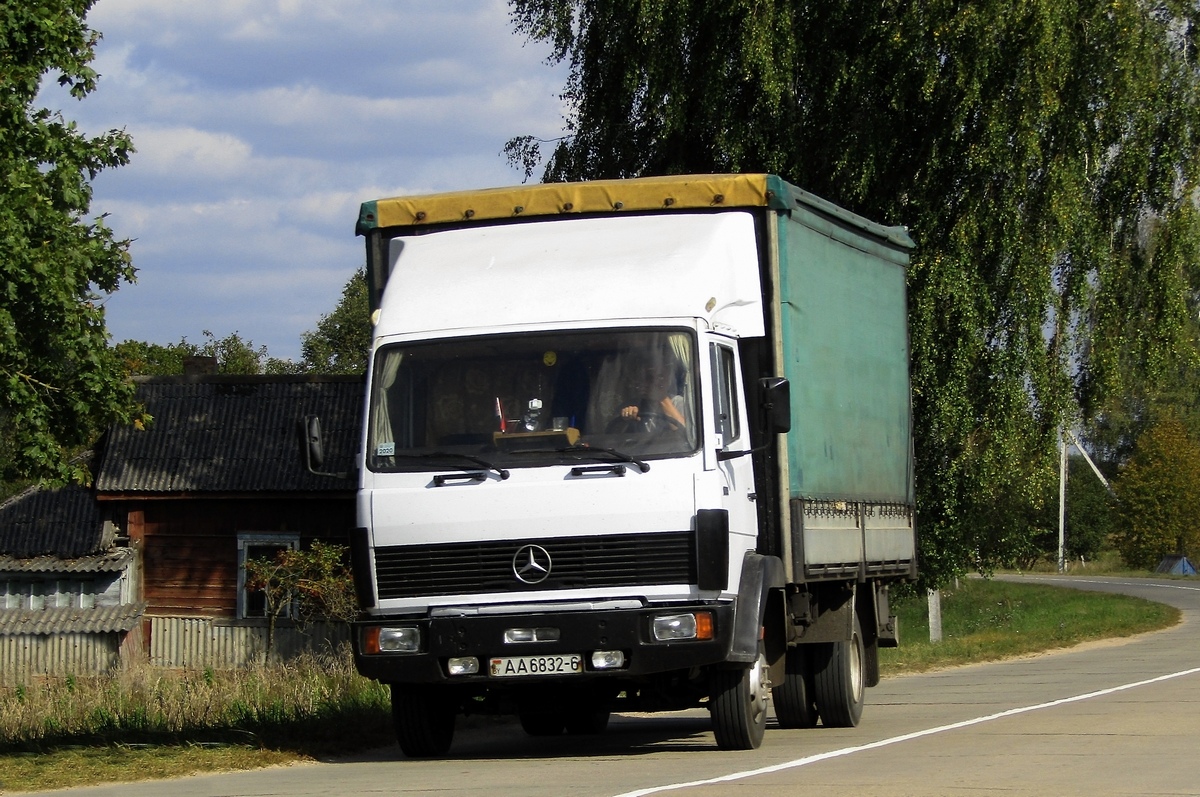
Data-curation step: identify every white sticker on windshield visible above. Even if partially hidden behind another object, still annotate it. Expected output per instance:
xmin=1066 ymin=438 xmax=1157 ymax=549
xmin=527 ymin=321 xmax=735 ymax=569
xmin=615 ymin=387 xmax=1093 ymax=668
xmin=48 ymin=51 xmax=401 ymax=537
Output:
xmin=376 ymin=442 xmax=396 ymax=456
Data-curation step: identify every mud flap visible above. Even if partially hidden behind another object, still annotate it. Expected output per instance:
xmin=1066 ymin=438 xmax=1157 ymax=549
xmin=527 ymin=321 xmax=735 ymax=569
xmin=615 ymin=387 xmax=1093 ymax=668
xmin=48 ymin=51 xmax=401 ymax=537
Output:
xmin=728 ymin=552 xmax=786 ymax=664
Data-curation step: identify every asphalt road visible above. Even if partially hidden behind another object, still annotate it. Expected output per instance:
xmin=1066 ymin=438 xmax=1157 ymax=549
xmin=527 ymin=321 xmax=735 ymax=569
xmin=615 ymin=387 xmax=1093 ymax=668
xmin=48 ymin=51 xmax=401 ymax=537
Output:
xmin=13 ymin=575 xmax=1200 ymax=797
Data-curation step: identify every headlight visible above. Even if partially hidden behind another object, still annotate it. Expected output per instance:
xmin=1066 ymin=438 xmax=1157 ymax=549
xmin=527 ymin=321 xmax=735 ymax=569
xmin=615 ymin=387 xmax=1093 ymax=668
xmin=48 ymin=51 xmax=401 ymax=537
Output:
xmin=591 ymin=650 xmax=626 ymax=669
xmin=651 ymin=611 xmax=714 ymax=641
xmin=363 ymin=625 xmax=421 ymax=654
xmin=447 ymin=657 xmax=480 ymax=676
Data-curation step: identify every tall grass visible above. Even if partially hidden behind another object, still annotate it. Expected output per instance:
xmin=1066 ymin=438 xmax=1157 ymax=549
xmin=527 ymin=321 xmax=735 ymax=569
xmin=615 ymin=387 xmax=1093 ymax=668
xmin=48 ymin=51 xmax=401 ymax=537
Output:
xmin=0 ymin=646 xmax=391 ymax=754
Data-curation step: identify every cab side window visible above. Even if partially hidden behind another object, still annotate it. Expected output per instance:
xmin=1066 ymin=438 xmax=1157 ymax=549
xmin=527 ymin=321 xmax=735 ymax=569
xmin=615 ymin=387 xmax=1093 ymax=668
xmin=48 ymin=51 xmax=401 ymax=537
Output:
xmin=709 ymin=344 xmax=741 ymax=447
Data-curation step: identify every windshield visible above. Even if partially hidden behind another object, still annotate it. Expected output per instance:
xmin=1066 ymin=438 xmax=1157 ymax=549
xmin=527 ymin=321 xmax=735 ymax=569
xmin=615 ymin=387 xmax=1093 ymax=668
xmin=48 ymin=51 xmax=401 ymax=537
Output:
xmin=367 ymin=329 xmax=699 ymax=471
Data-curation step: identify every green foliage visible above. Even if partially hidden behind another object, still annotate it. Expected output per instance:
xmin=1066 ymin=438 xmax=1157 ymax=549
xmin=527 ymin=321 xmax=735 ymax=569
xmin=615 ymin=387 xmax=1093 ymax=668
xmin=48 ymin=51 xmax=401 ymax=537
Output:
xmin=0 ymin=1 xmax=141 ymax=483
xmin=1113 ymin=416 xmax=1200 ymax=569
xmin=508 ymin=0 xmax=1200 ymax=586
xmin=1086 ymin=345 xmax=1200 ymax=466
xmin=1018 ymin=454 xmax=1115 ymax=568
xmin=300 ymin=269 xmax=370 ymax=374
xmin=1063 ymin=456 xmax=1116 ymax=561
xmin=244 ymin=542 xmax=357 ymax=660
xmin=114 ymin=331 xmax=300 ymax=376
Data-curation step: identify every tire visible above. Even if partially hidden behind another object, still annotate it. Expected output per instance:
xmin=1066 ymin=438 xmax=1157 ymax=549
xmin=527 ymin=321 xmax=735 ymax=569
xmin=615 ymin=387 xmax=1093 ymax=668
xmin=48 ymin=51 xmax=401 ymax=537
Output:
xmin=391 ymin=684 xmax=455 ymax=758
xmin=772 ymin=645 xmax=819 ymax=729
xmin=811 ymin=614 xmax=865 ymax=728
xmin=564 ymin=690 xmax=612 ymax=735
xmin=864 ymin=634 xmax=881 ymax=688
xmin=518 ymin=698 xmax=566 ymax=736
xmin=709 ymin=646 xmax=770 ymax=750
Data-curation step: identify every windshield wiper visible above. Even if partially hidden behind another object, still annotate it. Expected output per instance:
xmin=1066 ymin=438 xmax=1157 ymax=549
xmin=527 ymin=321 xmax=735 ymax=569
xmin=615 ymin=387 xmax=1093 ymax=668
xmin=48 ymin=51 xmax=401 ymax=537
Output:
xmin=394 ymin=452 xmax=510 ymax=480
xmin=510 ymin=444 xmax=649 ymax=474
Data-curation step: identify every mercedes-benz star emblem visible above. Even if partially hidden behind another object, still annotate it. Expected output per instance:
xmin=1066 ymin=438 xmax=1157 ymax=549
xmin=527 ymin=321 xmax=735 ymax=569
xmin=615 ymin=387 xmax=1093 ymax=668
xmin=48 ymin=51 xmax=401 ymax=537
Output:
xmin=512 ymin=544 xmax=552 ymax=584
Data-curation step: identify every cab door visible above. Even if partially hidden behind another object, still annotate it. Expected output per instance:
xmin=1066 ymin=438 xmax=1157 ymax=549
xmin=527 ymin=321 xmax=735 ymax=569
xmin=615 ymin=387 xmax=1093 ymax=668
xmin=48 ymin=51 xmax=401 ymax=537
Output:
xmin=708 ymin=339 xmax=758 ymax=543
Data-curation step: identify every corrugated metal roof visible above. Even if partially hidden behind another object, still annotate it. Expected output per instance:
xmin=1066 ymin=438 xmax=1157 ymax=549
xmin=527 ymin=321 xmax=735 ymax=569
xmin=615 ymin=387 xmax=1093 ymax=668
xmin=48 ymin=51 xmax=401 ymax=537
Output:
xmin=0 ymin=484 xmax=109 ymax=558
xmin=95 ymin=375 xmax=363 ymax=494
xmin=0 ymin=602 xmax=146 ymax=636
xmin=0 ymin=548 xmax=134 ymax=574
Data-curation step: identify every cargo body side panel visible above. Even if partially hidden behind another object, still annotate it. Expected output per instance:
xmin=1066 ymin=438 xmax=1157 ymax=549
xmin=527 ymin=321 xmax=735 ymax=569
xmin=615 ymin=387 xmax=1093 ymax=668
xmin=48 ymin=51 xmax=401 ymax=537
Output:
xmin=774 ymin=204 xmax=916 ymax=580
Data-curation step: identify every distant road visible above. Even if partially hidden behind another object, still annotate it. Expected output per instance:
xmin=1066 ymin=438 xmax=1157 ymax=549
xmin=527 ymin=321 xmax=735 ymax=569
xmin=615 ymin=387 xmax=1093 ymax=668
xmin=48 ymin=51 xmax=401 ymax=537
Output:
xmin=15 ymin=576 xmax=1199 ymax=797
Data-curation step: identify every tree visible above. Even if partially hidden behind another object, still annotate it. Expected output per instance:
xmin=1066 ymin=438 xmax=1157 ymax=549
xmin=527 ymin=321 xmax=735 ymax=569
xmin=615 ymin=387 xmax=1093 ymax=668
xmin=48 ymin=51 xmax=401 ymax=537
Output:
xmin=114 ymin=331 xmax=300 ymax=376
xmin=1022 ymin=455 xmax=1116 ymax=568
xmin=0 ymin=1 xmax=140 ymax=483
xmin=507 ymin=0 xmax=1200 ymax=586
xmin=1063 ymin=456 xmax=1116 ymax=563
xmin=300 ymin=269 xmax=370 ymax=374
xmin=1113 ymin=416 xmax=1200 ymax=569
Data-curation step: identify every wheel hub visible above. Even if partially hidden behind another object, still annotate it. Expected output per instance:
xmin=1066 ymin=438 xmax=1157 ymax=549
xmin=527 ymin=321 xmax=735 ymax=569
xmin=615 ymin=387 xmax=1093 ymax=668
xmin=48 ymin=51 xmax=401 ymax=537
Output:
xmin=747 ymin=652 xmax=770 ymax=722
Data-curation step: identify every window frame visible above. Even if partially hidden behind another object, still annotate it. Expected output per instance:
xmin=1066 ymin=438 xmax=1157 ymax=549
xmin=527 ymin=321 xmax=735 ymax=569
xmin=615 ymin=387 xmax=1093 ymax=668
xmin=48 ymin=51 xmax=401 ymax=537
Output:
xmin=709 ymin=342 xmax=742 ymax=448
xmin=236 ymin=532 xmax=301 ymax=620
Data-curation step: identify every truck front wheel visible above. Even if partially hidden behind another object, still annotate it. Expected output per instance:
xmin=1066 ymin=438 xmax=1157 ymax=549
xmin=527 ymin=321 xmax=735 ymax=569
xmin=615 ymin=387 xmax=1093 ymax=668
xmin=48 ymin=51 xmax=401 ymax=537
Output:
xmin=564 ymin=690 xmax=612 ymax=735
xmin=391 ymin=684 xmax=456 ymax=757
xmin=811 ymin=614 xmax=865 ymax=727
xmin=709 ymin=646 xmax=769 ymax=749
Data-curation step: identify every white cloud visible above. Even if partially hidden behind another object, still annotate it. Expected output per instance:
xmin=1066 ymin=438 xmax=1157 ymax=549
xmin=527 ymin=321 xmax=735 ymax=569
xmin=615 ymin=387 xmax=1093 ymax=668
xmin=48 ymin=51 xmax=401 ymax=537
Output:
xmin=130 ymin=127 xmax=254 ymax=177
xmin=76 ymin=0 xmax=569 ymax=360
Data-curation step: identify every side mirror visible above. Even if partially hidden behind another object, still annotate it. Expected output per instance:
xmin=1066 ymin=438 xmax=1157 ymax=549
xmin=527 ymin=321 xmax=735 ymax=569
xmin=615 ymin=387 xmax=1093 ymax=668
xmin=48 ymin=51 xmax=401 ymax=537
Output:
xmin=299 ymin=416 xmax=352 ymax=479
xmin=301 ymin=415 xmax=326 ymax=469
xmin=716 ymin=377 xmax=791 ymax=461
xmin=759 ymin=377 xmax=791 ymax=435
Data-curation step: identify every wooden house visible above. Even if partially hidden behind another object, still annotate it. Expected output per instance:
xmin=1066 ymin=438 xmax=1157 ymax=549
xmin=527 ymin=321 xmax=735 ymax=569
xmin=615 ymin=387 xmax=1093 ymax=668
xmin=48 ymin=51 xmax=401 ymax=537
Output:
xmin=90 ymin=374 xmax=363 ymax=667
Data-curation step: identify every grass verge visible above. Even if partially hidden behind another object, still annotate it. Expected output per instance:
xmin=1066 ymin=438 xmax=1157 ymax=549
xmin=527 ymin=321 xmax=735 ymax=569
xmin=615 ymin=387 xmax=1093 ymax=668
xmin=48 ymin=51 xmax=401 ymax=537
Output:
xmin=879 ymin=577 xmax=1181 ymax=676
xmin=0 ymin=580 xmax=1183 ymax=792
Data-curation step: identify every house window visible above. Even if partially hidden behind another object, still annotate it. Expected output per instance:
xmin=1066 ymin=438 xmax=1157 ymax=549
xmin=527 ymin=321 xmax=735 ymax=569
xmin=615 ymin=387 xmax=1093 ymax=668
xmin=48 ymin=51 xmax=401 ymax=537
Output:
xmin=237 ymin=533 xmax=300 ymax=620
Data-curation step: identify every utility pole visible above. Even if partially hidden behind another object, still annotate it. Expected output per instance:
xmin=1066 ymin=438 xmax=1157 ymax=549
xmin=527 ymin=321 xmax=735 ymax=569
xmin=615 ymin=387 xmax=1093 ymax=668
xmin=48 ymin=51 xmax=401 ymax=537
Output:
xmin=1058 ymin=430 xmax=1113 ymax=573
xmin=1058 ymin=431 xmax=1068 ymax=573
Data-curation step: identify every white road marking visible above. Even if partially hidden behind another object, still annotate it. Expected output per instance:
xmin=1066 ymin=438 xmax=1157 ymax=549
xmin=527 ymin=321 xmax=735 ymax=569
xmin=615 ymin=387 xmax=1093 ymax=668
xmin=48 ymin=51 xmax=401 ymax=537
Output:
xmin=610 ymin=665 xmax=1200 ymax=797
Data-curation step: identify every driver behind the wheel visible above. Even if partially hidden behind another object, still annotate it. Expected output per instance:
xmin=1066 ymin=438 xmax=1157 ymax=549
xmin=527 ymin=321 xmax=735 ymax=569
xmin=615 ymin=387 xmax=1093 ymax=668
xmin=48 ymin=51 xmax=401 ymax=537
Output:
xmin=617 ymin=353 xmax=688 ymax=430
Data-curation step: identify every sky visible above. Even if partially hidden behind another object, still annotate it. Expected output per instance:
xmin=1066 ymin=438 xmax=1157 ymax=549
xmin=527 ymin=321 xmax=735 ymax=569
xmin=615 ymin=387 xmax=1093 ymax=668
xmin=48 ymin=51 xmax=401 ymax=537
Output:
xmin=56 ymin=0 xmax=568 ymax=362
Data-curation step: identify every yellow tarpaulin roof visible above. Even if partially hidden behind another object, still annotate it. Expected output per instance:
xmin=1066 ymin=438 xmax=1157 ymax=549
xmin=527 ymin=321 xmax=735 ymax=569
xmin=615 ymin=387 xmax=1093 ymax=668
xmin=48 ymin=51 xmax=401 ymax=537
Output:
xmin=357 ymin=174 xmax=783 ymax=233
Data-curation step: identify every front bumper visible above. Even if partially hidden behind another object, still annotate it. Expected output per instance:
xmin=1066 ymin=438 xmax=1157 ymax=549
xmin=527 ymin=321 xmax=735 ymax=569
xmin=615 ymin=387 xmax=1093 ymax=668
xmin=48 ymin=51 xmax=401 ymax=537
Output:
xmin=352 ymin=602 xmax=736 ymax=685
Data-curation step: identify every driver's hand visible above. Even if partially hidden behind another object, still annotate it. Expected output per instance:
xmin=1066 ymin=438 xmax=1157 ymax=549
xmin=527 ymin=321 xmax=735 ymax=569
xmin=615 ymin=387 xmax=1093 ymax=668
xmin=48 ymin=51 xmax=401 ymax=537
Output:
xmin=658 ymin=397 xmax=686 ymax=427
xmin=620 ymin=405 xmax=639 ymax=419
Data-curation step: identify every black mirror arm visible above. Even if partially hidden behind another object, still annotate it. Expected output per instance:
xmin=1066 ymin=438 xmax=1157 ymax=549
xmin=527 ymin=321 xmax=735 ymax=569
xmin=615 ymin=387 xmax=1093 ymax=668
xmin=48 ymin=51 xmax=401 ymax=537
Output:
xmin=715 ymin=441 xmax=778 ymax=461
xmin=300 ymin=416 xmax=355 ymax=480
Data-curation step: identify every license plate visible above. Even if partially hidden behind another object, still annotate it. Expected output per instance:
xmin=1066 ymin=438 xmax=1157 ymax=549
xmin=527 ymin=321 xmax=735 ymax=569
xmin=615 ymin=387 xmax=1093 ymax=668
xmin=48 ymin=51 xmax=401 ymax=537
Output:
xmin=489 ymin=654 xmax=584 ymax=678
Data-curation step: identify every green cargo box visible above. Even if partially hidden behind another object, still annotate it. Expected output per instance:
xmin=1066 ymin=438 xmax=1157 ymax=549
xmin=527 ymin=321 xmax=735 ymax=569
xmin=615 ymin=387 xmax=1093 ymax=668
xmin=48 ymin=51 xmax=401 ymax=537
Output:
xmin=768 ymin=182 xmax=915 ymax=581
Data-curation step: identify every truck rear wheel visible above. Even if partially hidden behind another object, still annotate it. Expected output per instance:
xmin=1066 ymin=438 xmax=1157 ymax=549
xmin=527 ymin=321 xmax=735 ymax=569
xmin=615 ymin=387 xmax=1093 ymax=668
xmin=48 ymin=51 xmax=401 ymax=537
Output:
xmin=709 ymin=646 xmax=770 ymax=749
xmin=772 ymin=646 xmax=819 ymax=729
xmin=391 ymin=684 xmax=455 ymax=757
xmin=811 ymin=614 xmax=865 ymax=728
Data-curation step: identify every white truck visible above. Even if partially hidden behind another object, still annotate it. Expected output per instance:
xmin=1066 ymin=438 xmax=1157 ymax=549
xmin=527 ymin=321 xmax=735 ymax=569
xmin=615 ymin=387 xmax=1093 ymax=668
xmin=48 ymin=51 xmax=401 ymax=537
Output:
xmin=308 ymin=173 xmax=916 ymax=755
